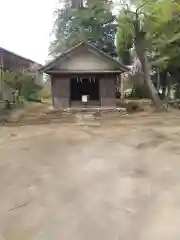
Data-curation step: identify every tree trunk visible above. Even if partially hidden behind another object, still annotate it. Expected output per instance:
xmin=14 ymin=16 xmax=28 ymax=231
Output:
xmin=167 ymin=74 xmax=172 ymax=100
xmin=134 ymin=25 xmax=162 ymax=110
xmin=159 ymin=71 xmax=167 ymax=99
xmin=136 ymin=49 xmax=162 ymax=110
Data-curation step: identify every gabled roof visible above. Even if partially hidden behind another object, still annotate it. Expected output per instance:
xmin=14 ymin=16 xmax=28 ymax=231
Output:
xmin=39 ymin=41 xmax=129 ymax=73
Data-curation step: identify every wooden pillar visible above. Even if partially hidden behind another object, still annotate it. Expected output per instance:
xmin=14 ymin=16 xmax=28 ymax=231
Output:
xmin=120 ymin=74 xmax=124 ymax=100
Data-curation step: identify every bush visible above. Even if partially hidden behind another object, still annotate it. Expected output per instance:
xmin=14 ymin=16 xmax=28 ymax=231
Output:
xmin=129 ymin=85 xmax=150 ymax=99
xmin=40 ymin=81 xmax=51 ymax=99
xmin=1 ymin=69 xmax=43 ymax=104
xmin=21 ymin=77 xmax=42 ymax=101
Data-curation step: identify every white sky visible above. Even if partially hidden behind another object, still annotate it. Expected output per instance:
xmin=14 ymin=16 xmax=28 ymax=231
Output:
xmin=0 ymin=0 xmax=57 ymax=64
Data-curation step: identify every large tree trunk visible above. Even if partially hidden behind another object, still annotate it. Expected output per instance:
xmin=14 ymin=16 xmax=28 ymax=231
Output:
xmin=134 ymin=24 xmax=162 ymax=110
xmin=137 ymin=50 xmax=162 ymax=109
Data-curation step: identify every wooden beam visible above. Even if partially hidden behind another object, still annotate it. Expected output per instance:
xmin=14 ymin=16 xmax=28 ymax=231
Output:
xmin=46 ymin=70 xmax=123 ymax=75
xmin=120 ymin=74 xmax=124 ymax=100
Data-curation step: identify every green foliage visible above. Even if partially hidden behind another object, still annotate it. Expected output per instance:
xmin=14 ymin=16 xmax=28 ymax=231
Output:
xmin=50 ymin=0 xmax=116 ymax=56
xmin=116 ymin=0 xmax=180 ymax=67
xmin=0 ymin=69 xmax=42 ymax=104
xmin=130 ymin=85 xmax=149 ymax=99
xmin=40 ymin=81 xmax=51 ymax=99
xmin=116 ymin=0 xmax=180 ymax=102
xmin=116 ymin=25 xmax=133 ymax=64
xmin=20 ymin=77 xmax=42 ymax=101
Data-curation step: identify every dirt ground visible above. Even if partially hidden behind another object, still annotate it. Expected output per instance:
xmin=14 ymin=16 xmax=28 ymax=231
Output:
xmin=0 ymin=111 xmax=180 ymax=240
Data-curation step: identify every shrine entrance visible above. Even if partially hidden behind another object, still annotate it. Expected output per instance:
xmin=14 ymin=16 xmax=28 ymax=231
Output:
xmin=70 ymin=77 xmax=100 ymax=107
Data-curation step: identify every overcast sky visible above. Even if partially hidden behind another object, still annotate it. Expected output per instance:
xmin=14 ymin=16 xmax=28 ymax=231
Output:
xmin=0 ymin=0 xmax=57 ymax=64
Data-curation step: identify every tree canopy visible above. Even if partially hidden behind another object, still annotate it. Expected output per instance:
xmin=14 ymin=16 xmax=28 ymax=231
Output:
xmin=115 ymin=0 xmax=180 ymax=106
xmin=49 ymin=0 xmax=116 ymax=56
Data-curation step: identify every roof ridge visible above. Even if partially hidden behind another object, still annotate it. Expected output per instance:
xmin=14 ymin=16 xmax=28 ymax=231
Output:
xmin=39 ymin=41 xmax=129 ymax=72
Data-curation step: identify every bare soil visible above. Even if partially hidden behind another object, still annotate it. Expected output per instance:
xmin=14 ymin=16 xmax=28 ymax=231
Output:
xmin=0 ymin=110 xmax=180 ymax=240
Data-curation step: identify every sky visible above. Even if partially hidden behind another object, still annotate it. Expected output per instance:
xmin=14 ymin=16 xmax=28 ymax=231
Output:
xmin=0 ymin=0 xmax=57 ymax=64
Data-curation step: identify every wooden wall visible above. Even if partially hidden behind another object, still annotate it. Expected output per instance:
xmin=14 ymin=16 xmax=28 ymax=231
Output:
xmin=0 ymin=48 xmax=41 ymax=72
xmin=52 ymin=76 xmax=70 ymax=109
xmin=51 ymin=75 xmax=116 ymax=109
xmin=100 ymin=76 xmax=116 ymax=108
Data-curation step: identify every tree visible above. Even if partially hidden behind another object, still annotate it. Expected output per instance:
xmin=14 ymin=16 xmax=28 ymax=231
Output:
xmin=49 ymin=0 xmax=116 ymax=57
xmin=116 ymin=27 xmax=133 ymax=65
xmin=116 ymin=0 xmax=177 ymax=109
xmin=149 ymin=1 xmax=180 ymax=99
xmin=0 ymin=69 xmax=42 ymax=105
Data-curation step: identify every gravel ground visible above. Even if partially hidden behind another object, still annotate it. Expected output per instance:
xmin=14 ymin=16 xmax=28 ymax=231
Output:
xmin=0 ymin=112 xmax=180 ymax=240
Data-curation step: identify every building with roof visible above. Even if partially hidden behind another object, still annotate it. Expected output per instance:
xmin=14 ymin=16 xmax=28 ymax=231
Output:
xmin=39 ymin=41 xmax=128 ymax=109
xmin=0 ymin=47 xmax=42 ymax=73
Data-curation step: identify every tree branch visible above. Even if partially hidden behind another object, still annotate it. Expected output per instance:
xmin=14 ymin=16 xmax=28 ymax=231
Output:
xmin=136 ymin=0 xmax=155 ymax=14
